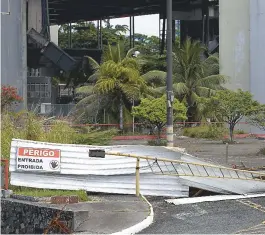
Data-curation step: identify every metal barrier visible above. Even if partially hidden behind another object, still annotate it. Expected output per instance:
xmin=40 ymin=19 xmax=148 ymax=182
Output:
xmin=1 ymin=159 xmax=9 ymax=190
xmin=106 ymin=152 xmax=265 ymax=196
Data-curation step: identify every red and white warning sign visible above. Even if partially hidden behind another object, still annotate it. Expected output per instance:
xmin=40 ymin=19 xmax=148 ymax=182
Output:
xmin=16 ymin=147 xmax=61 ymax=172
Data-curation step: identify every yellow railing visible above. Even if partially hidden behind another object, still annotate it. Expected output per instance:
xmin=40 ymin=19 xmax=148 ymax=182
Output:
xmin=106 ymin=152 xmax=265 ymax=196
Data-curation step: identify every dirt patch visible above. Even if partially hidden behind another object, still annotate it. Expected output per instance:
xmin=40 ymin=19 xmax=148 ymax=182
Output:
xmin=174 ymin=137 xmax=265 ymax=168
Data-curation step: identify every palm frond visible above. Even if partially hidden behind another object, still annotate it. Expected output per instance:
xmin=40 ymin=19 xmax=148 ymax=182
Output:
xmin=82 ymin=56 xmax=100 ymax=73
xmin=142 ymin=70 xmax=166 ymax=87
xmin=173 ymin=82 xmax=189 ymax=96
xmin=76 ymin=85 xmax=94 ymax=95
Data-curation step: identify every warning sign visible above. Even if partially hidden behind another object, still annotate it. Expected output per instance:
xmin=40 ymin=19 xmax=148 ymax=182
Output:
xmin=16 ymin=147 xmax=61 ymax=172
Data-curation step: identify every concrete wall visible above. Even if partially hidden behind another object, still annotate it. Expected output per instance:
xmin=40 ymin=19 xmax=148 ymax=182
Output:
xmin=1 ymin=0 xmax=27 ymax=107
xmin=220 ymin=0 xmax=265 ymax=102
xmin=1 ymin=199 xmax=74 ymax=234
xmin=249 ymin=0 xmax=265 ymax=104
xmin=219 ymin=0 xmax=250 ymax=91
xmin=219 ymin=0 xmax=265 ymax=133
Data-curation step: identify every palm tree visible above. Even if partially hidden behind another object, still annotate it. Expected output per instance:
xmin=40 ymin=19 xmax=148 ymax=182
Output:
xmin=76 ymin=43 xmax=146 ymax=129
xmin=173 ymin=38 xmax=227 ymax=122
xmin=141 ymin=38 xmax=227 ymax=122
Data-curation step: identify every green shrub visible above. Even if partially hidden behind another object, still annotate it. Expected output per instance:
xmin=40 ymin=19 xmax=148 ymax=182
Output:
xmin=147 ymin=139 xmax=167 ymax=146
xmin=183 ymin=125 xmax=226 ymax=140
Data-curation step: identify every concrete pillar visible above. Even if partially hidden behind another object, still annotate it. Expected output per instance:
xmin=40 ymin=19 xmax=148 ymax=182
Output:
xmin=219 ymin=0 xmax=250 ymax=91
xmin=219 ymin=0 xmax=265 ymax=133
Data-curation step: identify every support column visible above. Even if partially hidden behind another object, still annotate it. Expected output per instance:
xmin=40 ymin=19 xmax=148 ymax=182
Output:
xmin=166 ymin=0 xmax=174 ymax=147
xmin=22 ymin=0 xmax=27 ymax=109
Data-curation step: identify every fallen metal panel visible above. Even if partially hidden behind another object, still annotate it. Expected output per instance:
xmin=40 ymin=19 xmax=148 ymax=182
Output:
xmin=9 ymin=139 xmax=265 ymax=196
xmin=10 ymin=139 xmax=188 ymax=197
xmin=10 ymin=172 xmax=188 ymax=197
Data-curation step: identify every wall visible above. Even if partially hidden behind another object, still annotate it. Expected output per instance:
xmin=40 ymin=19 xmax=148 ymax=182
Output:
xmin=1 ymin=0 xmax=27 ymax=108
xmin=249 ymin=0 xmax=265 ymax=104
xmin=219 ymin=0 xmax=265 ymax=133
xmin=219 ymin=0 xmax=250 ymax=91
xmin=1 ymin=199 xmax=74 ymax=234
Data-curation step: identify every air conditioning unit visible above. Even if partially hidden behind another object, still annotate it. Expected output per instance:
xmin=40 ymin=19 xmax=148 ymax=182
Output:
xmin=40 ymin=103 xmax=52 ymax=114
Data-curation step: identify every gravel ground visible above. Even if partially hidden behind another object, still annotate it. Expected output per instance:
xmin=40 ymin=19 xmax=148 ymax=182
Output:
xmin=111 ymin=137 xmax=265 ymax=168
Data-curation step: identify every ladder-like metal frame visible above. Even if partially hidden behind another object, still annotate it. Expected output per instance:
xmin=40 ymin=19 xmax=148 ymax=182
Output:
xmin=106 ymin=152 xmax=265 ymax=182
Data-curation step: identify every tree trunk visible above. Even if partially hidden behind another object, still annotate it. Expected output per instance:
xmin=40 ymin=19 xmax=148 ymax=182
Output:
xmin=157 ymin=126 xmax=162 ymax=145
xmin=119 ymin=95 xmax=123 ymax=130
xmin=229 ymin=124 xmax=235 ymax=142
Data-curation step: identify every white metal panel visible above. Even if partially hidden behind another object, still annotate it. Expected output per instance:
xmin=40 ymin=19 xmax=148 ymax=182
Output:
xmin=9 ymin=139 xmax=265 ymax=197
xmin=10 ymin=139 xmax=189 ymax=197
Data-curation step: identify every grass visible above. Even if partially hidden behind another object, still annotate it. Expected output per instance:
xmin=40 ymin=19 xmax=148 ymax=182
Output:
xmin=12 ymin=187 xmax=90 ymax=202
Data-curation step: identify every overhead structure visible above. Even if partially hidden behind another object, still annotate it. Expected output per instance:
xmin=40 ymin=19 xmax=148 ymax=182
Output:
xmin=47 ymin=0 xmax=212 ymax=25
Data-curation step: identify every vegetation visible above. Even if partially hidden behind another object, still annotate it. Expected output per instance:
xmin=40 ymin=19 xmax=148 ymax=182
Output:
xmin=1 ymin=85 xmax=23 ymax=111
xmin=248 ymin=105 xmax=265 ymax=131
xmin=12 ymin=187 xmax=89 ymax=202
xmin=132 ymin=95 xmax=187 ymax=139
xmin=182 ymin=125 xmax=226 ymax=140
xmin=199 ymin=89 xmax=260 ymax=142
xmin=1 ymin=111 xmax=117 ymax=159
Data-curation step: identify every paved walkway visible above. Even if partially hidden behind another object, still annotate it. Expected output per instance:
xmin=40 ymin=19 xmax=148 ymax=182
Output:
xmin=47 ymin=194 xmax=150 ymax=234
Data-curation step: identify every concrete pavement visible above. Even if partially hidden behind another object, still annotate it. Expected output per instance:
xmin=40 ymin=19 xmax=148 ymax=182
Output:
xmin=49 ymin=194 xmax=152 ymax=234
xmin=139 ymin=196 xmax=265 ymax=234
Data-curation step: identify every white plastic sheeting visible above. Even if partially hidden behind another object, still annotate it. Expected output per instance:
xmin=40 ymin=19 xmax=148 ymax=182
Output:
xmin=9 ymin=139 xmax=189 ymax=197
xmin=9 ymin=139 xmax=265 ymax=196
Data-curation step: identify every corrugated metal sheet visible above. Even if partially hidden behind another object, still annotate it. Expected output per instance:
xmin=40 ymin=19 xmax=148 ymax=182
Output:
xmin=9 ymin=139 xmax=189 ymax=197
xmin=9 ymin=139 xmax=265 ymax=197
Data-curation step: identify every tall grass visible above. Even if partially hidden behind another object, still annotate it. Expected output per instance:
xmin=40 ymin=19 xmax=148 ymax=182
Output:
xmin=1 ymin=111 xmax=118 ymax=159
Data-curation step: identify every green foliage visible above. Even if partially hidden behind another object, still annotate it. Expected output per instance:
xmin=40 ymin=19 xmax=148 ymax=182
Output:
xmin=183 ymin=125 xmax=226 ymax=140
xmin=59 ymin=22 xmax=128 ymax=49
xmin=248 ymin=105 xmax=265 ymax=131
xmin=132 ymin=95 xmax=187 ymax=138
xmin=12 ymin=187 xmax=89 ymax=202
xmin=1 ymin=112 xmax=117 ymax=159
xmin=147 ymin=139 xmax=167 ymax=146
xmin=172 ymin=38 xmax=227 ymax=121
xmin=199 ymin=89 xmax=260 ymax=141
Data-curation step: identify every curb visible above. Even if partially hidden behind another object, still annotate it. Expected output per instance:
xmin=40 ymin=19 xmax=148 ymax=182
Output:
xmin=166 ymin=193 xmax=265 ymax=205
xmin=110 ymin=195 xmax=154 ymax=235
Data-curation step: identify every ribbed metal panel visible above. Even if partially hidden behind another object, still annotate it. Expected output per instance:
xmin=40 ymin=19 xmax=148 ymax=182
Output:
xmin=9 ymin=139 xmax=265 ymax=196
xmin=10 ymin=139 xmax=189 ymax=197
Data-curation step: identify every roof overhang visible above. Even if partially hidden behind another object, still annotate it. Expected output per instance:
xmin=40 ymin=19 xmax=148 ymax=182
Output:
xmin=48 ymin=0 xmax=217 ymax=25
